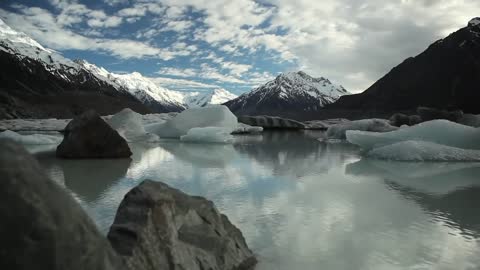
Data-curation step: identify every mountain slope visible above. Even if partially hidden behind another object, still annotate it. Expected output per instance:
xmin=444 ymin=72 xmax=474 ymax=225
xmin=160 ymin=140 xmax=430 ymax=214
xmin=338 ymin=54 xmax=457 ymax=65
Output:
xmin=185 ymin=88 xmax=238 ymax=107
xmin=224 ymin=71 xmax=348 ymax=119
xmin=0 ymin=19 xmax=151 ymax=119
xmin=329 ymin=18 xmax=480 ymax=116
xmin=78 ymin=61 xmax=186 ymax=112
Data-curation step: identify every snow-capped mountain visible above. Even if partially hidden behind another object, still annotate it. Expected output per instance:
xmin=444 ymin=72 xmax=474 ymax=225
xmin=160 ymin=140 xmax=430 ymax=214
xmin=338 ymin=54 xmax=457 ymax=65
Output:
xmin=0 ymin=18 xmax=235 ymax=118
xmin=184 ymin=88 xmax=238 ymax=107
xmin=0 ymin=19 xmax=152 ymax=118
xmin=224 ymin=71 xmax=349 ymax=119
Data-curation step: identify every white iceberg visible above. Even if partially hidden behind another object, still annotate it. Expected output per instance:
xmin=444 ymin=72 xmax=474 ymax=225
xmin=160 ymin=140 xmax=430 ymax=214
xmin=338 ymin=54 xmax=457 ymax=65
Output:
xmin=107 ymin=108 xmax=159 ymax=142
xmin=0 ymin=130 xmax=62 ymax=145
xmin=326 ymin=119 xmax=397 ymax=139
xmin=365 ymin=140 xmax=480 ymax=161
xmin=180 ymin=127 xmax=234 ymax=143
xmin=346 ymin=120 xmax=480 ymax=151
xmin=146 ymin=105 xmax=238 ymax=138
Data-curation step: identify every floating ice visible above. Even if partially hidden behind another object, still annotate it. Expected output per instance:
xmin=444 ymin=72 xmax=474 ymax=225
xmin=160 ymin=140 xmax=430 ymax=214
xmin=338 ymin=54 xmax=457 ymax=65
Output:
xmin=365 ymin=140 xmax=480 ymax=161
xmin=146 ymin=105 xmax=238 ymax=138
xmin=346 ymin=120 xmax=480 ymax=151
xmin=107 ymin=108 xmax=159 ymax=142
xmin=180 ymin=127 xmax=234 ymax=143
xmin=0 ymin=130 xmax=62 ymax=144
xmin=326 ymin=119 xmax=397 ymax=139
xmin=232 ymin=123 xmax=263 ymax=134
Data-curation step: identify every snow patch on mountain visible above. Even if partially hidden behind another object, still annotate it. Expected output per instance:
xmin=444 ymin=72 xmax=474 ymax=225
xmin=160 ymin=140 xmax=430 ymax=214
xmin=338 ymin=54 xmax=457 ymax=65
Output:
xmin=185 ymin=89 xmax=238 ymax=107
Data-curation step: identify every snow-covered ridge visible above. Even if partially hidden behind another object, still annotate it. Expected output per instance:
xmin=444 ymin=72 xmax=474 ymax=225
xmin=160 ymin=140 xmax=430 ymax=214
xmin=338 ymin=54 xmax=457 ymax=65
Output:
xmin=232 ymin=70 xmax=349 ymax=108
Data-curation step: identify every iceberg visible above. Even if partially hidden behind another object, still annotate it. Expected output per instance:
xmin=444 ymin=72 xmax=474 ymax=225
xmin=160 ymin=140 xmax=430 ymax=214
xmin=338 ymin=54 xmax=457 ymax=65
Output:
xmin=365 ymin=140 xmax=480 ymax=161
xmin=326 ymin=119 xmax=397 ymax=139
xmin=146 ymin=105 xmax=238 ymax=138
xmin=107 ymin=108 xmax=159 ymax=142
xmin=180 ymin=127 xmax=234 ymax=143
xmin=346 ymin=120 xmax=480 ymax=151
xmin=0 ymin=130 xmax=62 ymax=145
xmin=232 ymin=123 xmax=263 ymax=134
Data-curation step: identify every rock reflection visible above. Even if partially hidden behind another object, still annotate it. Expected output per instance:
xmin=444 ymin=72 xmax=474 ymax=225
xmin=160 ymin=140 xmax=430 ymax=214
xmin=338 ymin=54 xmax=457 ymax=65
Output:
xmin=39 ymin=154 xmax=131 ymax=202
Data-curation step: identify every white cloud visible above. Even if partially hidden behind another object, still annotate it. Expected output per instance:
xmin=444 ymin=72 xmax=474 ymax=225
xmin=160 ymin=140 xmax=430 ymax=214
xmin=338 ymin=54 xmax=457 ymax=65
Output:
xmin=87 ymin=16 xmax=122 ymax=28
xmin=149 ymin=76 xmax=220 ymax=91
xmin=157 ymin=67 xmax=198 ymax=77
xmin=0 ymin=5 xmax=186 ymax=60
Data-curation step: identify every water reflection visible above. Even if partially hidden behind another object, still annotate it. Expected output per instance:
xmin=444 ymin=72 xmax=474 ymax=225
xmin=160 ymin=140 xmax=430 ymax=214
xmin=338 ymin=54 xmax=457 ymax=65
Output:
xmin=33 ymin=133 xmax=480 ymax=270
xmin=347 ymin=159 xmax=480 ymax=238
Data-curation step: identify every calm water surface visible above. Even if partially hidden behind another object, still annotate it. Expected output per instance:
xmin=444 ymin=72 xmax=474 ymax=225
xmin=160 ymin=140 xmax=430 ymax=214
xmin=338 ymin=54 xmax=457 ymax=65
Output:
xmin=34 ymin=131 xmax=480 ymax=270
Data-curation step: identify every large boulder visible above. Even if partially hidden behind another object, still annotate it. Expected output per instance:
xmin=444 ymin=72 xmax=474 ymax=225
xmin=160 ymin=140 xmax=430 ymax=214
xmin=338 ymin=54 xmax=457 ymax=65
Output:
xmin=57 ymin=110 xmax=132 ymax=158
xmin=239 ymin=115 xmax=306 ymax=129
xmin=108 ymin=180 xmax=257 ymax=270
xmin=417 ymin=107 xmax=463 ymax=122
xmin=0 ymin=139 xmax=125 ymax=270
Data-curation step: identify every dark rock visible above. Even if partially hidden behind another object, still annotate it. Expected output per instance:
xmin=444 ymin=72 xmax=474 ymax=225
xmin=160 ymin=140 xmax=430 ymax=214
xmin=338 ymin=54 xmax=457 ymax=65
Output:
xmin=417 ymin=107 xmax=464 ymax=122
xmin=239 ymin=115 xmax=306 ymax=129
xmin=408 ymin=115 xmax=422 ymax=126
xmin=56 ymin=110 xmax=132 ymax=158
xmin=0 ymin=139 xmax=125 ymax=270
xmin=108 ymin=180 xmax=257 ymax=270
xmin=389 ymin=113 xmax=411 ymax=127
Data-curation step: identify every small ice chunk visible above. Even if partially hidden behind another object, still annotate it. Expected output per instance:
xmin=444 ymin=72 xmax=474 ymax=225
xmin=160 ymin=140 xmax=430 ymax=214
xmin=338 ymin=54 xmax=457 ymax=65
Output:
xmin=346 ymin=120 xmax=480 ymax=151
xmin=180 ymin=127 xmax=234 ymax=143
xmin=0 ymin=130 xmax=62 ymax=144
xmin=366 ymin=140 xmax=480 ymax=161
xmin=107 ymin=108 xmax=159 ymax=142
xmin=148 ymin=105 xmax=238 ymax=138
xmin=326 ymin=118 xmax=397 ymax=139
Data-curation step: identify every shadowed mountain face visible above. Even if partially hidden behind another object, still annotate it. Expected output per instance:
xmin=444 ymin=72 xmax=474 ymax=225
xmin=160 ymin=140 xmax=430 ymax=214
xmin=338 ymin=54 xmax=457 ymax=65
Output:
xmin=327 ymin=18 xmax=480 ymax=118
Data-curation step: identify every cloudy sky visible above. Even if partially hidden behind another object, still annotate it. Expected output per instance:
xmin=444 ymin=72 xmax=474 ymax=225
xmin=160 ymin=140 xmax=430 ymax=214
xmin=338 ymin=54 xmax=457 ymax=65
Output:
xmin=0 ymin=0 xmax=479 ymax=94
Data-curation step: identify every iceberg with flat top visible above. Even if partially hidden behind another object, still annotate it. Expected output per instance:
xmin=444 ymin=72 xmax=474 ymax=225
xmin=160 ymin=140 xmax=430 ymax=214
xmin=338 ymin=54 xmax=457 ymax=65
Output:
xmin=346 ymin=120 xmax=480 ymax=151
xmin=146 ymin=105 xmax=238 ymax=139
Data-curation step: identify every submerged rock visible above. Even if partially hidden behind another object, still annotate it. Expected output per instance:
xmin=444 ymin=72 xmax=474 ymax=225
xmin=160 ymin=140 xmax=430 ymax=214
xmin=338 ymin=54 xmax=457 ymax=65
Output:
xmin=0 ymin=140 xmax=125 ymax=270
xmin=108 ymin=180 xmax=257 ymax=270
xmin=239 ymin=115 xmax=306 ymax=129
xmin=389 ymin=113 xmax=422 ymax=127
xmin=56 ymin=110 xmax=132 ymax=158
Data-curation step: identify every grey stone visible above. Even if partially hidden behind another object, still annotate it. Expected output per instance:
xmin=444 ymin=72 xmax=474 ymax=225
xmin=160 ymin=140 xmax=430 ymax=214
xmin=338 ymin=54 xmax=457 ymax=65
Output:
xmin=389 ymin=113 xmax=411 ymax=127
xmin=239 ymin=115 xmax=306 ymax=129
xmin=0 ymin=139 xmax=125 ymax=270
xmin=417 ymin=107 xmax=464 ymax=122
xmin=56 ymin=109 xmax=132 ymax=158
xmin=108 ymin=180 xmax=257 ymax=270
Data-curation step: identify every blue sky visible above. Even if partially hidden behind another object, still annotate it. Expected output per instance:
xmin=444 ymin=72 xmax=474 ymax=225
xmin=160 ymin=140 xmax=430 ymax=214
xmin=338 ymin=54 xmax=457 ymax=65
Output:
xmin=0 ymin=0 xmax=479 ymax=94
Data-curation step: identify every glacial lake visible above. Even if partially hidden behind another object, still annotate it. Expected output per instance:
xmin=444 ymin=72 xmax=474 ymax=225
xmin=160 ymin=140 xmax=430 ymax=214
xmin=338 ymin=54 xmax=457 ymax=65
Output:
xmin=32 ymin=131 xmax=480 ymax=270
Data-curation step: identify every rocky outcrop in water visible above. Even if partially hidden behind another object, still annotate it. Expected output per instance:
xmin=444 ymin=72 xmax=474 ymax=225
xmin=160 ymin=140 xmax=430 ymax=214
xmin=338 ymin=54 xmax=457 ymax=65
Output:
xmin=108 ymin=180 xmax=257 ymax=270
xmin=0 ymin=139 xmax=125 ymax=270
xmin=56 ymin=110 xmax=132 ymax=158
xmin=239 ymin=115 xmax=306 ymax=129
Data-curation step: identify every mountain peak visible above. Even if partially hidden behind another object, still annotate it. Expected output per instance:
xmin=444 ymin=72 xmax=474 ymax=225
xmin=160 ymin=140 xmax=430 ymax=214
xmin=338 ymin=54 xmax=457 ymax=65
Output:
xmin=468 ymin=18 xmax=480 ymax=28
